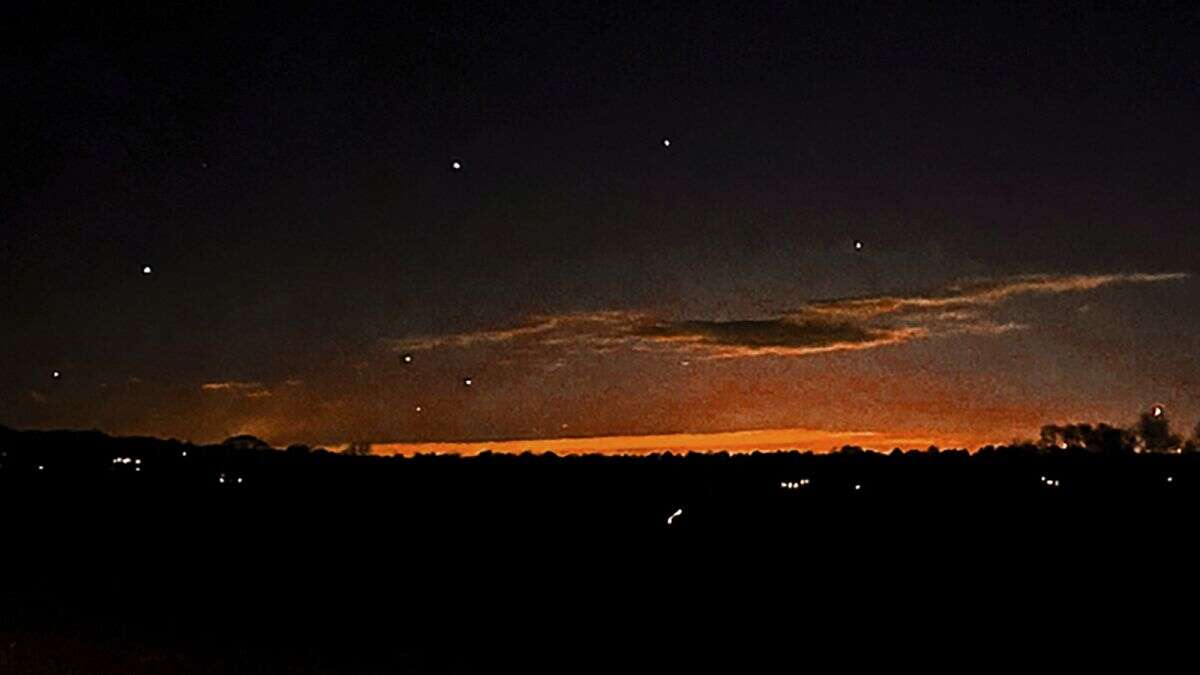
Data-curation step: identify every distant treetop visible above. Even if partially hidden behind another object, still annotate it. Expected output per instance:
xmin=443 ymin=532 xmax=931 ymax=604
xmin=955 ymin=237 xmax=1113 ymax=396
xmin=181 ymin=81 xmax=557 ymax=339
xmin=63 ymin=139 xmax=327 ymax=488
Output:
xmin=222 ymin=434 xmax=272 ymax=451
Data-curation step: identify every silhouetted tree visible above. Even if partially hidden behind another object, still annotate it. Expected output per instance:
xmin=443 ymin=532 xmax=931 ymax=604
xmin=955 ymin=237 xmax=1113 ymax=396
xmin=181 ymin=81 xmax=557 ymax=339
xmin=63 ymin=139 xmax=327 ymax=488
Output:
xmin=1040 ymin=423 xmax=1134 ymax=454
xmin=344 ymin=441 xmax=373 ymax=456
xmin=222 ymin=434 xmax=271 ymax=451
xmin=1039 ymin=425 xmax=1065 ymax=448
xmin=1135 ymin=412 xmax=1182 ymax=453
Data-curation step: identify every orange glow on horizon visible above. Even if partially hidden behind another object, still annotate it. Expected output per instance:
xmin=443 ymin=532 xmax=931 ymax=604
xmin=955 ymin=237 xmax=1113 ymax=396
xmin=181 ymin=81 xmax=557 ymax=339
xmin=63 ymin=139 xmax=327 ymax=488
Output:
xmin=357 ymin=427 xmax=998 ymax=457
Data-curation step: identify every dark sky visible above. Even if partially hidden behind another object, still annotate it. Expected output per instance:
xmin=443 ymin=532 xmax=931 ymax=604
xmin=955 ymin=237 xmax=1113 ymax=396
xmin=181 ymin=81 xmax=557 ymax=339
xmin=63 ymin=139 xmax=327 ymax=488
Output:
xmin=4 ymin=2 xmax=1199 ymax=451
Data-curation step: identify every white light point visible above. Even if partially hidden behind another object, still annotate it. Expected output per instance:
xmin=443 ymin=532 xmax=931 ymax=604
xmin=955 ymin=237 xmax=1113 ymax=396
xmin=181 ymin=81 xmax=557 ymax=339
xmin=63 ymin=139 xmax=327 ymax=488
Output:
xmin=451 ymin=160 xmax=462 ymax=171
xmin=854 ymin=240 xmax=863 ymax=251
xmin=463 ymin=377 xmax=473 ymax=387
xmin=52 ymin=371 xmax=61 ymax=379
xmin=1152 ymin=405 xmax=1164 ymax=418
xmin=662 ymin=139 xmax=671 ymax=147
xmin=181 ymin=451 xmax=187 ymax=457
xmin=37 ymin=465 xmax=44 ymax=471
xmin=854 ymin=484 xmax=861 ymax=491
xmin=414 ymin=405 xmax=423 ymax=413
xmin=667 ymin=508 xmax=683 ymax=525
xmin=142 ymin=266 xmax=152 ymax=275
xmin=237 ymin=477 xmax=243 ymax=484
xmin=402 ymin=354 xmax=413 ymax=364
xmin=1167 ymin=476 xmax=1174 ymax=483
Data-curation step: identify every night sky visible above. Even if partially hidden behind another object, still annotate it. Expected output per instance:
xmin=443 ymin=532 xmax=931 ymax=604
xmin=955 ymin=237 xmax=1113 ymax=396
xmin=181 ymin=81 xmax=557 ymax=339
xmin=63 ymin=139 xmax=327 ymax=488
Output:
xmin=4 ymin=3 xmax=1199 ymax=452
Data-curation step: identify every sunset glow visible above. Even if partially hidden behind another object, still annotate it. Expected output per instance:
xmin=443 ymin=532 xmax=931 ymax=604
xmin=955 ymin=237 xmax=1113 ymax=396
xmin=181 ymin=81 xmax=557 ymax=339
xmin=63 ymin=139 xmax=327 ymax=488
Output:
xmin=359 ymin=427 xmax=988 ymax=457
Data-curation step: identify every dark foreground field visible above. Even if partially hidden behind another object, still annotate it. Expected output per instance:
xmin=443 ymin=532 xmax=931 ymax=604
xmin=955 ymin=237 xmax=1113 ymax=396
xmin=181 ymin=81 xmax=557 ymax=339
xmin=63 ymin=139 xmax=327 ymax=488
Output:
xmin=3 ymin=427 xmax=1199 ymax=673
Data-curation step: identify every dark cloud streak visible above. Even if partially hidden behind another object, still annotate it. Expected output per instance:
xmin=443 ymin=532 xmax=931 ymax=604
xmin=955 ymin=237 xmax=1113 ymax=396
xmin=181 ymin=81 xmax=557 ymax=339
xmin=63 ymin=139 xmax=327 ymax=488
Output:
xmin=387 ymin=272 xmax=1187 ymax=360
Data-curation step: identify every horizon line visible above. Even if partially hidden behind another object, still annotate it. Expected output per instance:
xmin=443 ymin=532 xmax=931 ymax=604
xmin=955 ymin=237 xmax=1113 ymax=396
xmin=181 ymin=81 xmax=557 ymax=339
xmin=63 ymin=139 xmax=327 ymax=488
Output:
xmin=347 ymin=426 xmax=1002 ymax=457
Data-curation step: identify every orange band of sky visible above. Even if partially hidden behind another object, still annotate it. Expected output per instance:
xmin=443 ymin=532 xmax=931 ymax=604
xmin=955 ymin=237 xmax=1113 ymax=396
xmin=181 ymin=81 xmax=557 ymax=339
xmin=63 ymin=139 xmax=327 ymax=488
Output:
xmin=357 ymin=426 xmax=997 ymax=456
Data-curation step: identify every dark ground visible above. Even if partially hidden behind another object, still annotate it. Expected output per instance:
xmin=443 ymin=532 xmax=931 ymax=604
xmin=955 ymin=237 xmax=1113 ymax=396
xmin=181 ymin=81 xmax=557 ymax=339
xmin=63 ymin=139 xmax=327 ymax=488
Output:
xmin=2 ymin=427 xmax=1198 ymax=673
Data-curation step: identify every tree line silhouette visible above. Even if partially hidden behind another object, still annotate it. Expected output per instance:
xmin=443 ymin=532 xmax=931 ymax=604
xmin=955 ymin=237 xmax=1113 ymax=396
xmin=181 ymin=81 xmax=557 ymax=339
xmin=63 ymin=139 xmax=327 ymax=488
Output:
xmin=4 ymin=410 xmax=1199 ymax=674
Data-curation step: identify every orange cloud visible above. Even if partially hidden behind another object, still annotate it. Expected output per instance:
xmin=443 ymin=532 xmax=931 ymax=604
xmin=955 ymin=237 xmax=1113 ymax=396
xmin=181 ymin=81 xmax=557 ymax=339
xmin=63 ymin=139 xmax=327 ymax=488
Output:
xmin=384 ymin=272 xmax=1185 ymax=361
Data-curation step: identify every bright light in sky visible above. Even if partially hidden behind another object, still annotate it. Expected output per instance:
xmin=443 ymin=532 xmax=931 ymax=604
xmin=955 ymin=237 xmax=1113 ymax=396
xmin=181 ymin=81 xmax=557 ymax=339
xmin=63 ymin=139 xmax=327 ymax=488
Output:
xmin=142 ymin=265 xmax=152 ymax=275
xmin=451 ymin=160 xmax=462 ymax=170
xmin=662 ymin=138 xmax=670 ymax=147
xmin=52 ymin=371 xmax=60 ymax=379
xmin=667 ymin=508 xmax=682 ymax=525
xmin=1152 ymin=405 xmax=1164 ymax=418
xmin=463 ymin=377 xmax=473 ymax=387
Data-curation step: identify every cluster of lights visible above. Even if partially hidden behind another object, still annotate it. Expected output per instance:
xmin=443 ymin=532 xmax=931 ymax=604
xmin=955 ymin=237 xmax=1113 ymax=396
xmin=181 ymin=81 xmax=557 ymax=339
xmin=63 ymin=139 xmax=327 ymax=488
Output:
xmin=780 ymin=479 xmax=811 ymax=489
xmin=217 ymin=473 xmax=244 ymax=485
xmin=1040 ymin=476 xmax=1061 ymax=487
xmin=112 ymin=456 xmax=143 ymax=472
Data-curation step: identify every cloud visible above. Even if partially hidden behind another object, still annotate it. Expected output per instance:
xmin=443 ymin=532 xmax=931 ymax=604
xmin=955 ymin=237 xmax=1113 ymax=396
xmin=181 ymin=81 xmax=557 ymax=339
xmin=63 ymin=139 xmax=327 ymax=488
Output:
xmin=201 ymin=381 xmax=273 ymax=399
xmin=201 ymin=381 xmax=265 ymax=391
xmin=200 ymin=378 xmax=306 ymax=399
xmin=385 ymin=272 xmax=1187 ymax=361
xmin=794 ymin=272 xmax=1188 ymax=320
